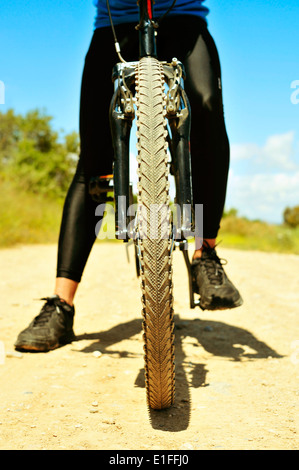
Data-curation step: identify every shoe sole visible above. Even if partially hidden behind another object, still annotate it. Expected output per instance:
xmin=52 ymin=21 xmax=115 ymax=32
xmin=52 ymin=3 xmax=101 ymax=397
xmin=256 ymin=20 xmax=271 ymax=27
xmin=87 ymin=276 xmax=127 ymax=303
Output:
xmin=14 ymin=341 xmax=59 ymax=352
xmin=14 ymin=332 xmax=76 ymax=352
xmin=199 ymin=295 xmax=243 ymax=311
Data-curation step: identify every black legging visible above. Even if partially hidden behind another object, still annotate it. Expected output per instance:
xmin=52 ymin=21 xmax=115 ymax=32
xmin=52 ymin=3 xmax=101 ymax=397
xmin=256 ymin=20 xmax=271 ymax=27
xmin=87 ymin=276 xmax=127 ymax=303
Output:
xmin=57 ymin=16 xmax=230 ymax=282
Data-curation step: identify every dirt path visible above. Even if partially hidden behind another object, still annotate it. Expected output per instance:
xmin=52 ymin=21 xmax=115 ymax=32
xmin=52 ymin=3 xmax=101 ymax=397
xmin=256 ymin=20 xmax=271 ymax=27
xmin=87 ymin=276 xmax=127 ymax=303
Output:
xmin=0 ymin=243 xmax=298 ymax=450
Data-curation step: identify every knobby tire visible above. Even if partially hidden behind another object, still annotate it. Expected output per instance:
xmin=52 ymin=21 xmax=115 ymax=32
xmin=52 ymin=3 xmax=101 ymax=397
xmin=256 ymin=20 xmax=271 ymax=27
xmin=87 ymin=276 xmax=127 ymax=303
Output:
xmin=135 ymin=57 xmax=175 ymax=410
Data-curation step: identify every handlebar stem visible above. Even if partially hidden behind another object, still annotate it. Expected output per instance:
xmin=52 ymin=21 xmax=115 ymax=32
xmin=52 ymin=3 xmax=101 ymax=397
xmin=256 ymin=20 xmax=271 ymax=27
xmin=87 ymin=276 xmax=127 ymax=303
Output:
xmin=137 ymin=0 xmax=158 ymax=58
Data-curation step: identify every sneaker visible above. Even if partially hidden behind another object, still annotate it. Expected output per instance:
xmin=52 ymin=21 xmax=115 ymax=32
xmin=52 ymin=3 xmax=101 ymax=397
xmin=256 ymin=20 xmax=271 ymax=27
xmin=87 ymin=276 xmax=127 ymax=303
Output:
xmin=191 ymin=245 xmax=243 ymax=311
xmin=14 ymin=295 xmax=75 ymax=352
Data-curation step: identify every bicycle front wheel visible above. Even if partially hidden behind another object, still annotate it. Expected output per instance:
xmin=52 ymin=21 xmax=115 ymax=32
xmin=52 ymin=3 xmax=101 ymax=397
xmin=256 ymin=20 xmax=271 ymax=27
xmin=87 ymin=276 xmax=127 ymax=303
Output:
xmin=136 ymin=57 xmax=175 ymax=410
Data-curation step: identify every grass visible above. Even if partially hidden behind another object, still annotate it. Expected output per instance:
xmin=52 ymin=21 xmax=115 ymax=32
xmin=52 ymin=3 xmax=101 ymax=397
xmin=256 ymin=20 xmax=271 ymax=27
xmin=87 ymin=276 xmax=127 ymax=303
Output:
xmin=1 ymin=178 xmax=299 ymax=255
xmin=0 ymin=178 xmax=63 ymax=246
xmin=218 ymin=215 xmax=299 ymax=255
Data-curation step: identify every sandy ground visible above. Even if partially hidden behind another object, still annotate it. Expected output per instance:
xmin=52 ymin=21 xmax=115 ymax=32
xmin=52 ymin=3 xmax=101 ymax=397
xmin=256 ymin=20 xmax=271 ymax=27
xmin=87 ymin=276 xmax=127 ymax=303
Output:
xmin=0 ymin=242 xmax=298 ymax=450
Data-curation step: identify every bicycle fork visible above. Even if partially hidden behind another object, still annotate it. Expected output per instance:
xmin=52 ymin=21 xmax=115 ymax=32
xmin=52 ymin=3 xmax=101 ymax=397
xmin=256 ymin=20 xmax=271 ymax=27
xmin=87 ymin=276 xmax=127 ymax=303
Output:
xmin=109 ymin=59 xmax=199 ymax=308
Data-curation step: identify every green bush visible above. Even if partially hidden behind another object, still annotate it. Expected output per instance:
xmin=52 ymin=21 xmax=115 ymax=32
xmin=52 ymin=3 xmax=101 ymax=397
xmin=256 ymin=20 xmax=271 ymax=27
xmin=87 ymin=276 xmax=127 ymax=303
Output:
xmin=0 ymin=108 xmax=79 ymax=199
xmin=283 ymin=205 xmax=299 ymax=228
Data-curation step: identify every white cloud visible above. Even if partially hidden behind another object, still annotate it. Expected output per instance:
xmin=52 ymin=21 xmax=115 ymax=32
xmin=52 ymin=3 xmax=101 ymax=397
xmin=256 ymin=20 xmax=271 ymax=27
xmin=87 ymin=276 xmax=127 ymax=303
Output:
xmin=227 ymin=131 xmax=299 ymax=222
xmin=231 ymin=142 xmax=259 ymax=162
xmin=231 ymin=131 xmax=298 ymax=171
xmin=226 ymin=170 xmax=299 ymax=223
xmin=261 ymin=132 xmax=297 ymax=170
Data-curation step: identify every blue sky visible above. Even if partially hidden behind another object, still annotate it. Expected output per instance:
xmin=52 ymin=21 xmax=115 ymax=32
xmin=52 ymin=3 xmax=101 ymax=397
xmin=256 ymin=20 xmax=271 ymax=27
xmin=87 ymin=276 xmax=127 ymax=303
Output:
xmin=1 ymin=0 xmax=299 ymax=223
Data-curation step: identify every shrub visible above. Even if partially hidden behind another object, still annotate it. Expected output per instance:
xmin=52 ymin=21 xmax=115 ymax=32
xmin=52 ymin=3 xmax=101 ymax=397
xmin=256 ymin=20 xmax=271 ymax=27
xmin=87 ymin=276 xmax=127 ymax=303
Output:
xmin=283 ymin=205 xmax=299 ymax=228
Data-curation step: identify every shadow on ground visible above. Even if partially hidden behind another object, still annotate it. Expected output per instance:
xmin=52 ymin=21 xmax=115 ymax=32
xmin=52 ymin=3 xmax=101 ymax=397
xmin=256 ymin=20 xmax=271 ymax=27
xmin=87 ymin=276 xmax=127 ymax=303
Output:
xmin=75 ymin=314 xmax=283 ymax=432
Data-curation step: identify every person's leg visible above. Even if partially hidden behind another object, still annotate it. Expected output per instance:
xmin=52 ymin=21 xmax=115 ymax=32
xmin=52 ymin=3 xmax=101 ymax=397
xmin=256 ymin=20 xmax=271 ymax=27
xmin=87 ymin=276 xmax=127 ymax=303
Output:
xmin=182 ymin=22 xmax=242 ymax=308
xmin=54 ymin=25 xmax=141 ymax=305
xmin=15 ymin=28 xmax=122 ymax=350
xmin=52 ymin=26 xmax=128 ymax=306
xmin=54 ymin=160 xmax=99 ymax=298
xmin=156 ymin=16 xmax=229 ymax=258
xmin=53 ymin=163 xmax=95 ymax=307
xmin=156 ymin=16 xmax=242 ymax=309
xmin=183 ymin=22 xmax=230 ymax=257
xmin=54 ymin=279 xmax=78 ymax=307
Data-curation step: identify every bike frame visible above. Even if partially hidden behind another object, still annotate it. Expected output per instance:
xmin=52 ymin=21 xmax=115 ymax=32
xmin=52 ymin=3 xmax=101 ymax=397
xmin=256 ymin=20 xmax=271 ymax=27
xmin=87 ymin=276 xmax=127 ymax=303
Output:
xmin=109 ymin=0 xmax=198 ymax=308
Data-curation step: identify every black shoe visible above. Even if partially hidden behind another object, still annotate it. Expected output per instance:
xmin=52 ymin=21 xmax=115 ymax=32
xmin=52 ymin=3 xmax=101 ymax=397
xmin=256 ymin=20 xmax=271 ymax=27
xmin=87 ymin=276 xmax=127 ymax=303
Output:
xmin=191 ymin=245 xmax=243 ymax=311
xmin=14 ymin=295 xmax=75 ymax=352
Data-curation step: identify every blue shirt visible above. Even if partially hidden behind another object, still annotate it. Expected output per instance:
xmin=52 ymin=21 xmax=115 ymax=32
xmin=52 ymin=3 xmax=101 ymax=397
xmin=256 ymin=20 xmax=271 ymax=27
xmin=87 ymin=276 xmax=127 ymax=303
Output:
xmin=93 ymin=0 xmax=209 ymax=29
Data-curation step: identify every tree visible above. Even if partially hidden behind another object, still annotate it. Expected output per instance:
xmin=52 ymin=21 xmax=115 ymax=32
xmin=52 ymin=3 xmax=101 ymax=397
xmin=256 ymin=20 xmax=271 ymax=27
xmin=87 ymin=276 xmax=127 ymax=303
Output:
xmin=0 ymin=109 xmax=21 ymax=168
xmin=0 ymin=108 xmax=79 ymax=198
xmin=283 ymin=205 xmax=299 ymax=228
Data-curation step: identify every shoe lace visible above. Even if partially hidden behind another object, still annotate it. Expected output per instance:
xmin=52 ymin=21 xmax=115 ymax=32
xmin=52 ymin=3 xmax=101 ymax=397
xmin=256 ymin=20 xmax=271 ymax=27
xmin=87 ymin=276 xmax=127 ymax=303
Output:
xmin=32 ymin=297 xmax=60 ymax=327
xmin=200 ymin=243 xmax=227 ymax=286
